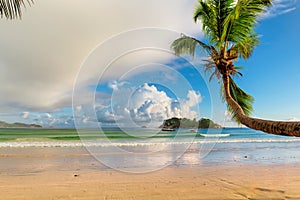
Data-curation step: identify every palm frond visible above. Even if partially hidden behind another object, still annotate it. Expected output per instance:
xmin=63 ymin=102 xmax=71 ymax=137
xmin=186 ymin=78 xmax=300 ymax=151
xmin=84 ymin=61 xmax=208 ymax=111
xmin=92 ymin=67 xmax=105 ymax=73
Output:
xmin=230 ymin=68 xmax=243 ymax=77
xmin=221 ymin=0 xmax=271 ymax=52
xmin=202 ymin=58 xmax=221 ymax=82
xmin=171 ymin=34 xmax=211 ymax=57
xmin=192 ymin=0 xmax=271 ymax=57
xmin=0 ymin=0 xmax=33 ymax=20
xmin=194 ymin=0 xmax=235 ymax=48
xmin=209 ymin=68 xmax=221 ymax=82
xmin=222 ymin=76 xmax=254 ymax=123
xmin=233 ymin=33 xmax=260 ymax=59
xmin=194 ymin=0 xmax=218 ymax=43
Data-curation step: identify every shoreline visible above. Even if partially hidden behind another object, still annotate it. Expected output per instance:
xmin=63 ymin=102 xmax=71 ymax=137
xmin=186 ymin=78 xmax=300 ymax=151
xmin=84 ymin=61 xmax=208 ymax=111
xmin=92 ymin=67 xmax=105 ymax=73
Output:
xmin=0 ymin=163 xmax=299 ymax=199
xmin=0 ymin=146 xmax=299 ymax=199
xmin=1 ymin=126 xmax=299 ymax=199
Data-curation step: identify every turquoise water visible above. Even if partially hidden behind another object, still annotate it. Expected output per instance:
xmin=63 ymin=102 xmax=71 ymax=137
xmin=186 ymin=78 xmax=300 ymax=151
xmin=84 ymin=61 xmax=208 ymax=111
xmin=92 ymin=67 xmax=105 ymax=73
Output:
xmin=0 ymin=128 xmax=299 ymax=172
xmin=0 ymin=127 xmax=299 ymax=146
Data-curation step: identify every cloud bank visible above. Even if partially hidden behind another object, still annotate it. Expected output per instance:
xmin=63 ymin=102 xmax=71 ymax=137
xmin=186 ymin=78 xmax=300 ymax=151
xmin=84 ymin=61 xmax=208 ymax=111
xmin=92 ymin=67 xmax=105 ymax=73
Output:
xmin=0 ymin=0 xmax=200 ymax=113
xmin=96 ymin=83 xmax=202 ymax=127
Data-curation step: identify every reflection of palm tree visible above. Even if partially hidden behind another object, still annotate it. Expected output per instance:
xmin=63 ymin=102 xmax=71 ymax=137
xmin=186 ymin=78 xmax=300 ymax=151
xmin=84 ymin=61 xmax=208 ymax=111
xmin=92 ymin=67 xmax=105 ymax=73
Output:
xmin=172 ymin=0 xmax=300 ymax=137
xmin=0 ymin=0 xmax=33 ymax=19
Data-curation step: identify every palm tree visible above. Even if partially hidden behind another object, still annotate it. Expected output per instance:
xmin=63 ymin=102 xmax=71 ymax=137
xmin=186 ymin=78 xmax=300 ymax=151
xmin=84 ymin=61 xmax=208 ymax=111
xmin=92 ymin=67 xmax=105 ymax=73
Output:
xmin=0 ymin=0 xmax=33 ymax=19
xmin=171 ymin=0 xmax=300 ymax=137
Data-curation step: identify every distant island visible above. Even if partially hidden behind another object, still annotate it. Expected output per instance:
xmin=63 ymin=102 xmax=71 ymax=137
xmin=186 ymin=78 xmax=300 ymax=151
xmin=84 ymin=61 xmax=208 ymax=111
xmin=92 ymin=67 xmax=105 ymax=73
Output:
xmin=0 ymin=121 xmax=42 ymax=128
xmin=160 ymin=117 xmax=222 ymax=129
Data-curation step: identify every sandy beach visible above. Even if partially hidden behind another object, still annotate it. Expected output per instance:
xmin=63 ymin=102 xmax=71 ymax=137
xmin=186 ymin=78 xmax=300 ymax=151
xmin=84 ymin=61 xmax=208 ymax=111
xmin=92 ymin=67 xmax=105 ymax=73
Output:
xmin=0 ymin=146 xmax=299 ymax=200
xmin=1 ymin=164 xmax=299 ymax=200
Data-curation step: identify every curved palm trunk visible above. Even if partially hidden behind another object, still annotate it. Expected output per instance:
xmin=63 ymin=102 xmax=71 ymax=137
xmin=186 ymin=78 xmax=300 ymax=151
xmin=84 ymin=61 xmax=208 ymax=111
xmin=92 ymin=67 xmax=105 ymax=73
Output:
xmin=222 ymin=74 xmax=300 ymax=137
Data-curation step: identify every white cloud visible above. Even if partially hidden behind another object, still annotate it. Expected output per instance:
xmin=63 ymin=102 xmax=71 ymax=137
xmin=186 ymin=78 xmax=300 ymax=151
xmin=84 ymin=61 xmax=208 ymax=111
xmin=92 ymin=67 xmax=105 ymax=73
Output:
xmin=96 ymin=83 xmax=202 ymax=127
xmin=82 ymin=115 xmax=89 ymax=124
xmin=127 ymin=83 xmax=174 ymax=123
xmin=75 ymin=105 xmax=82 ymax=112
xmin=179 ymin=90 xmax=202 ymax=120
xmin=44 ymin=113 xmax=52 ymax=119
xmin=41 ymin=115 xmax=75 ymax=128
xmin=184 ymin=90 xmax=202 ymax=107
xmin=263 ymin=0 xmax=297 ymax=19
xmin=0 ymin=0 xmax=201 ymax=113
xmin=108 ymin=81 xmax=128 ymax=91
xmin=20 ymin=112 xmax=30 ymax=119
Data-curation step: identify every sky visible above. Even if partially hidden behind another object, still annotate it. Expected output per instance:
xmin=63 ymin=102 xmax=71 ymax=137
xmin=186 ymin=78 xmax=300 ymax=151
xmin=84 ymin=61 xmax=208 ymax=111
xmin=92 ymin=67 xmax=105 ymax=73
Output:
xmin=0 ymin=0 xmax=299 ymax=128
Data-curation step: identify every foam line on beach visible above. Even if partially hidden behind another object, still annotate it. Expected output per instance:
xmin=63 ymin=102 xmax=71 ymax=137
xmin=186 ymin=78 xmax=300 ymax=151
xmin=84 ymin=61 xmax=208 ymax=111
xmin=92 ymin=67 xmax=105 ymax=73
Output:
xmin=0 ymin=138 xmax=300 ymax=148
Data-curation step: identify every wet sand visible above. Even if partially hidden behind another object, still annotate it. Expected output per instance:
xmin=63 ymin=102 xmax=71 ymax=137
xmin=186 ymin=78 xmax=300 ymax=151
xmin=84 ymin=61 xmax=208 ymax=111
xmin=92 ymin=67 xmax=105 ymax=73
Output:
xmin=0 ymin=147 xmax=299 ymax=199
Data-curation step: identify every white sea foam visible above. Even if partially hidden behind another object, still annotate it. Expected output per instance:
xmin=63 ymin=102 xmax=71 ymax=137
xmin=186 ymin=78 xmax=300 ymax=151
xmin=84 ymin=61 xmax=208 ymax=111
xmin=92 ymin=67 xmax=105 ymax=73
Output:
xmin=199 ymin=133 xmax=230 ymax=137
xmin=0 ymin=138 xmax=300 ymax=148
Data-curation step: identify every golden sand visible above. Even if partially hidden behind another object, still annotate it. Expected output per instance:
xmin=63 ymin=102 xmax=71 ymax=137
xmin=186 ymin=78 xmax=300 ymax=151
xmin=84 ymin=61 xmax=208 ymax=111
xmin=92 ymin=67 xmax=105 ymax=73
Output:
xmin=0 ymin=164 xmax=299 ymax=200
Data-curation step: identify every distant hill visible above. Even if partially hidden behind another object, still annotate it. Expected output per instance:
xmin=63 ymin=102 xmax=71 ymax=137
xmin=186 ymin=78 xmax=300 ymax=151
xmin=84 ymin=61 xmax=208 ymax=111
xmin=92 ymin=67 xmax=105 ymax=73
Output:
xmin=0 ymin=121 xmax=42 ymax=128
xmin=161 ymin=117 xmax=222 ymax=129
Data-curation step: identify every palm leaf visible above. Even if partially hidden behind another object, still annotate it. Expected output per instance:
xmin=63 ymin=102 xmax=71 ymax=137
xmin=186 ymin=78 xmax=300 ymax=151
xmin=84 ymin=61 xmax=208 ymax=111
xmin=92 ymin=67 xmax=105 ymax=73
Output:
xmin=194 ymin=0 xmax=235 ymax=48
xmin=171 ymin=34 xmax=211 ymax=57
xmin=222 ymin=76 xmax=254 ymax=123
xmin=0 ymin=0 xmax=33 ymax=19
xmin=221 ymin=0 xmax=271 ymax=55
xmin=233 ymin=33 xmax=260 ymax=59
xmin=194 ymin=1 xmax=218 ymax=44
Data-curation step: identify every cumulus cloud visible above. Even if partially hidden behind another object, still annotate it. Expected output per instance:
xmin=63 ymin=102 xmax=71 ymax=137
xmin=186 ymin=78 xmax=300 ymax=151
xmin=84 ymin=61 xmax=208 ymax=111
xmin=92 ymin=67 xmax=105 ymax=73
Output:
xmin=96 ymin=83 xmax=202 ymax=127
xmin=179 ymin=90 xmax=202 ymax=120
xmin=183 ymin=90 xmax=202 ymax=107
xmin=12 ymin=110 xmax=79 ymax=128
xmin=127 ymin=83 xmax=174 ymax=123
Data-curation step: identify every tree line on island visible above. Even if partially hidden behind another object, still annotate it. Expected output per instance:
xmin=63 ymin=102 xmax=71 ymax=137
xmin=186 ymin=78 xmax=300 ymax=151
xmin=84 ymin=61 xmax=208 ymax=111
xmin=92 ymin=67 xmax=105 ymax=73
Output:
xmin=160 ymin=117 xmax=222 ymax=129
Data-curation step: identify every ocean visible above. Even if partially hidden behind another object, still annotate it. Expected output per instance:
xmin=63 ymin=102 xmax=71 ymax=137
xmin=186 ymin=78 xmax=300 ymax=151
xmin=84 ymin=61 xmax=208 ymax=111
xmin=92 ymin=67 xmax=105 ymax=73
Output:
xmin=0 ymin=128 xmax=300 ymax=173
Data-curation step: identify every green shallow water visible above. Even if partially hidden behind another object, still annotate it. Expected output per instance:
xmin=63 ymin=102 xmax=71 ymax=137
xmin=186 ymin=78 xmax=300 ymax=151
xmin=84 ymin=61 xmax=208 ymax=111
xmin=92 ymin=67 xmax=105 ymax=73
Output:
xmin=0 ymin=128 xmax=203 ymax=141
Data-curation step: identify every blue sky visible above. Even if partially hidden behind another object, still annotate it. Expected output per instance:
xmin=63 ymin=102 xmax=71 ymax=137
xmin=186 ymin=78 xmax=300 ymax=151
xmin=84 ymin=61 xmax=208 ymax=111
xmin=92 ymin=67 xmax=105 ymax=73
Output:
xmin=235 ymin=1 xmax=300 ymax=121
xmin=0 ymin=0 xmax=299 ymax=128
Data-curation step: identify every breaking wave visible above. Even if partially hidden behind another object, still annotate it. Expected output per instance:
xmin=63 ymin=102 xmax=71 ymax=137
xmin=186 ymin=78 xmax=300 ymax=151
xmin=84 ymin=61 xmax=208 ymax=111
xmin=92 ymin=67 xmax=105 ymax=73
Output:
xmin=1 ymin=138 xmax=300 ymax=148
